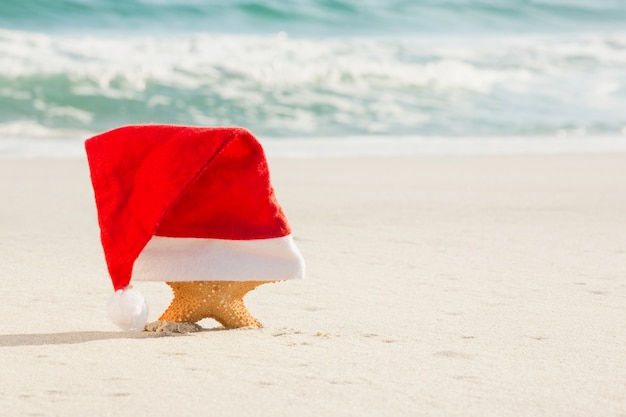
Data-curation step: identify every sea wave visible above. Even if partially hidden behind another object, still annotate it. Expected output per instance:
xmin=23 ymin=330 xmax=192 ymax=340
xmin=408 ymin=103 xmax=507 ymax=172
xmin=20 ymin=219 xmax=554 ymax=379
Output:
xmin=1 ymin=29 xmax=626 ymax=140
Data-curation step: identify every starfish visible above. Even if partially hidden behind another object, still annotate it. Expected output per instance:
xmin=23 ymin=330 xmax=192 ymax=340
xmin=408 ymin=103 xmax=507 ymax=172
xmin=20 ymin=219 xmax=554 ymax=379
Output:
xmin=146 ymin=280 xmax=274 ymax=331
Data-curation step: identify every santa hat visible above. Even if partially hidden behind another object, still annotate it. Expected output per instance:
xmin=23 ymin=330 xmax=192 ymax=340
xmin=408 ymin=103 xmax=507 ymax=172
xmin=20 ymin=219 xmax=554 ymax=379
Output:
xmin=85 ymin=125 xmax=305 ymax=330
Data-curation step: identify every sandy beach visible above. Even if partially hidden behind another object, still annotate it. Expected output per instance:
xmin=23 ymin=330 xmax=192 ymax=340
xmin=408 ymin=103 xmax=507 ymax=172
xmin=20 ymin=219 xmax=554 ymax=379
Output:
xmin=1 ymin=153 xmax=625 ymax=416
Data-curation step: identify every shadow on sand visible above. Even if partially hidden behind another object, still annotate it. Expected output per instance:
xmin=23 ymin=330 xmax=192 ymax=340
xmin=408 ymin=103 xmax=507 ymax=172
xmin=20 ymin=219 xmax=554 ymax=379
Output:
xmin=0 ymin=328 xmax=221 ymax=347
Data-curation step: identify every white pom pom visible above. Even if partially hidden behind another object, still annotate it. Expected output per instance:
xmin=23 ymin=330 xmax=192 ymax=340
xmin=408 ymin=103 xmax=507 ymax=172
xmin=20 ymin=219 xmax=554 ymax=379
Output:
xmin=107 ymin=286 xmax=149 ymax=331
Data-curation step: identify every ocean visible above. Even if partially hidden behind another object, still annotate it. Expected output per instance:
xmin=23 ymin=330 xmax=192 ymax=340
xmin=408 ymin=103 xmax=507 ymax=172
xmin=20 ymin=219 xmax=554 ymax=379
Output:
xmin=2 ymin=0 xmax=626 ymax=157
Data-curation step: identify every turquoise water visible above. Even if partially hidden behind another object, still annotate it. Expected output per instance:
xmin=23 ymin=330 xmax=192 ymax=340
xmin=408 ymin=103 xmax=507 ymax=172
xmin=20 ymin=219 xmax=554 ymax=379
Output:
xmin=1 ymin=1 xmax=626 ymax=155
xmin=2 ymin=0 xmax=626 ymax=36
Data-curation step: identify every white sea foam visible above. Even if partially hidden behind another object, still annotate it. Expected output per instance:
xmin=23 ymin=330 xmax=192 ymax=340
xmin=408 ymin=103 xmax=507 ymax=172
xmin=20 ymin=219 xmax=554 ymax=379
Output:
xmin=1 ymin=29 xmax=626 ymax=155
xmin=2 ymin=29 xmax=624 ymax=96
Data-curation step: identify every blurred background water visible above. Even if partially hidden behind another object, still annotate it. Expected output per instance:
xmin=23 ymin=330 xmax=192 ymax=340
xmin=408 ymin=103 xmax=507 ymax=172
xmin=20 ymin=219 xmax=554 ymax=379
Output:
xmin=1 ymin=0 xmax=626 ymax=156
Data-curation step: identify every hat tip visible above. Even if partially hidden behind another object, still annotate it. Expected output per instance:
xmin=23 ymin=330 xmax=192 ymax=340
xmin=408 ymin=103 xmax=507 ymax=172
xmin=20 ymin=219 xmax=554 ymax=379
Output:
xmin=107 ymin=286 xmax=149 ymax=331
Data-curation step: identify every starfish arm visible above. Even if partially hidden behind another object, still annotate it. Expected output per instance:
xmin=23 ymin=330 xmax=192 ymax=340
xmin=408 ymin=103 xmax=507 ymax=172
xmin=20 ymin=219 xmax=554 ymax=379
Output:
xmin=157 ymin=281 xmax=272 ymax=328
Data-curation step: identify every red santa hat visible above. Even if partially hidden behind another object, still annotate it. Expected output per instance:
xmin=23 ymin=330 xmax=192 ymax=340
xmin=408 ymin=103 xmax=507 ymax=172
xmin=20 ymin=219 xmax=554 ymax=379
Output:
xmin=85 ymin=125 xmax=305 ymax=330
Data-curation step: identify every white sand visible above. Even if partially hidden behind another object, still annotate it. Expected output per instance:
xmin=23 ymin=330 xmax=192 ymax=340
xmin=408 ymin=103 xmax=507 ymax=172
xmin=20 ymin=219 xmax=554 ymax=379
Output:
xmin=1 ymin=154 xmax=625 ymax=416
